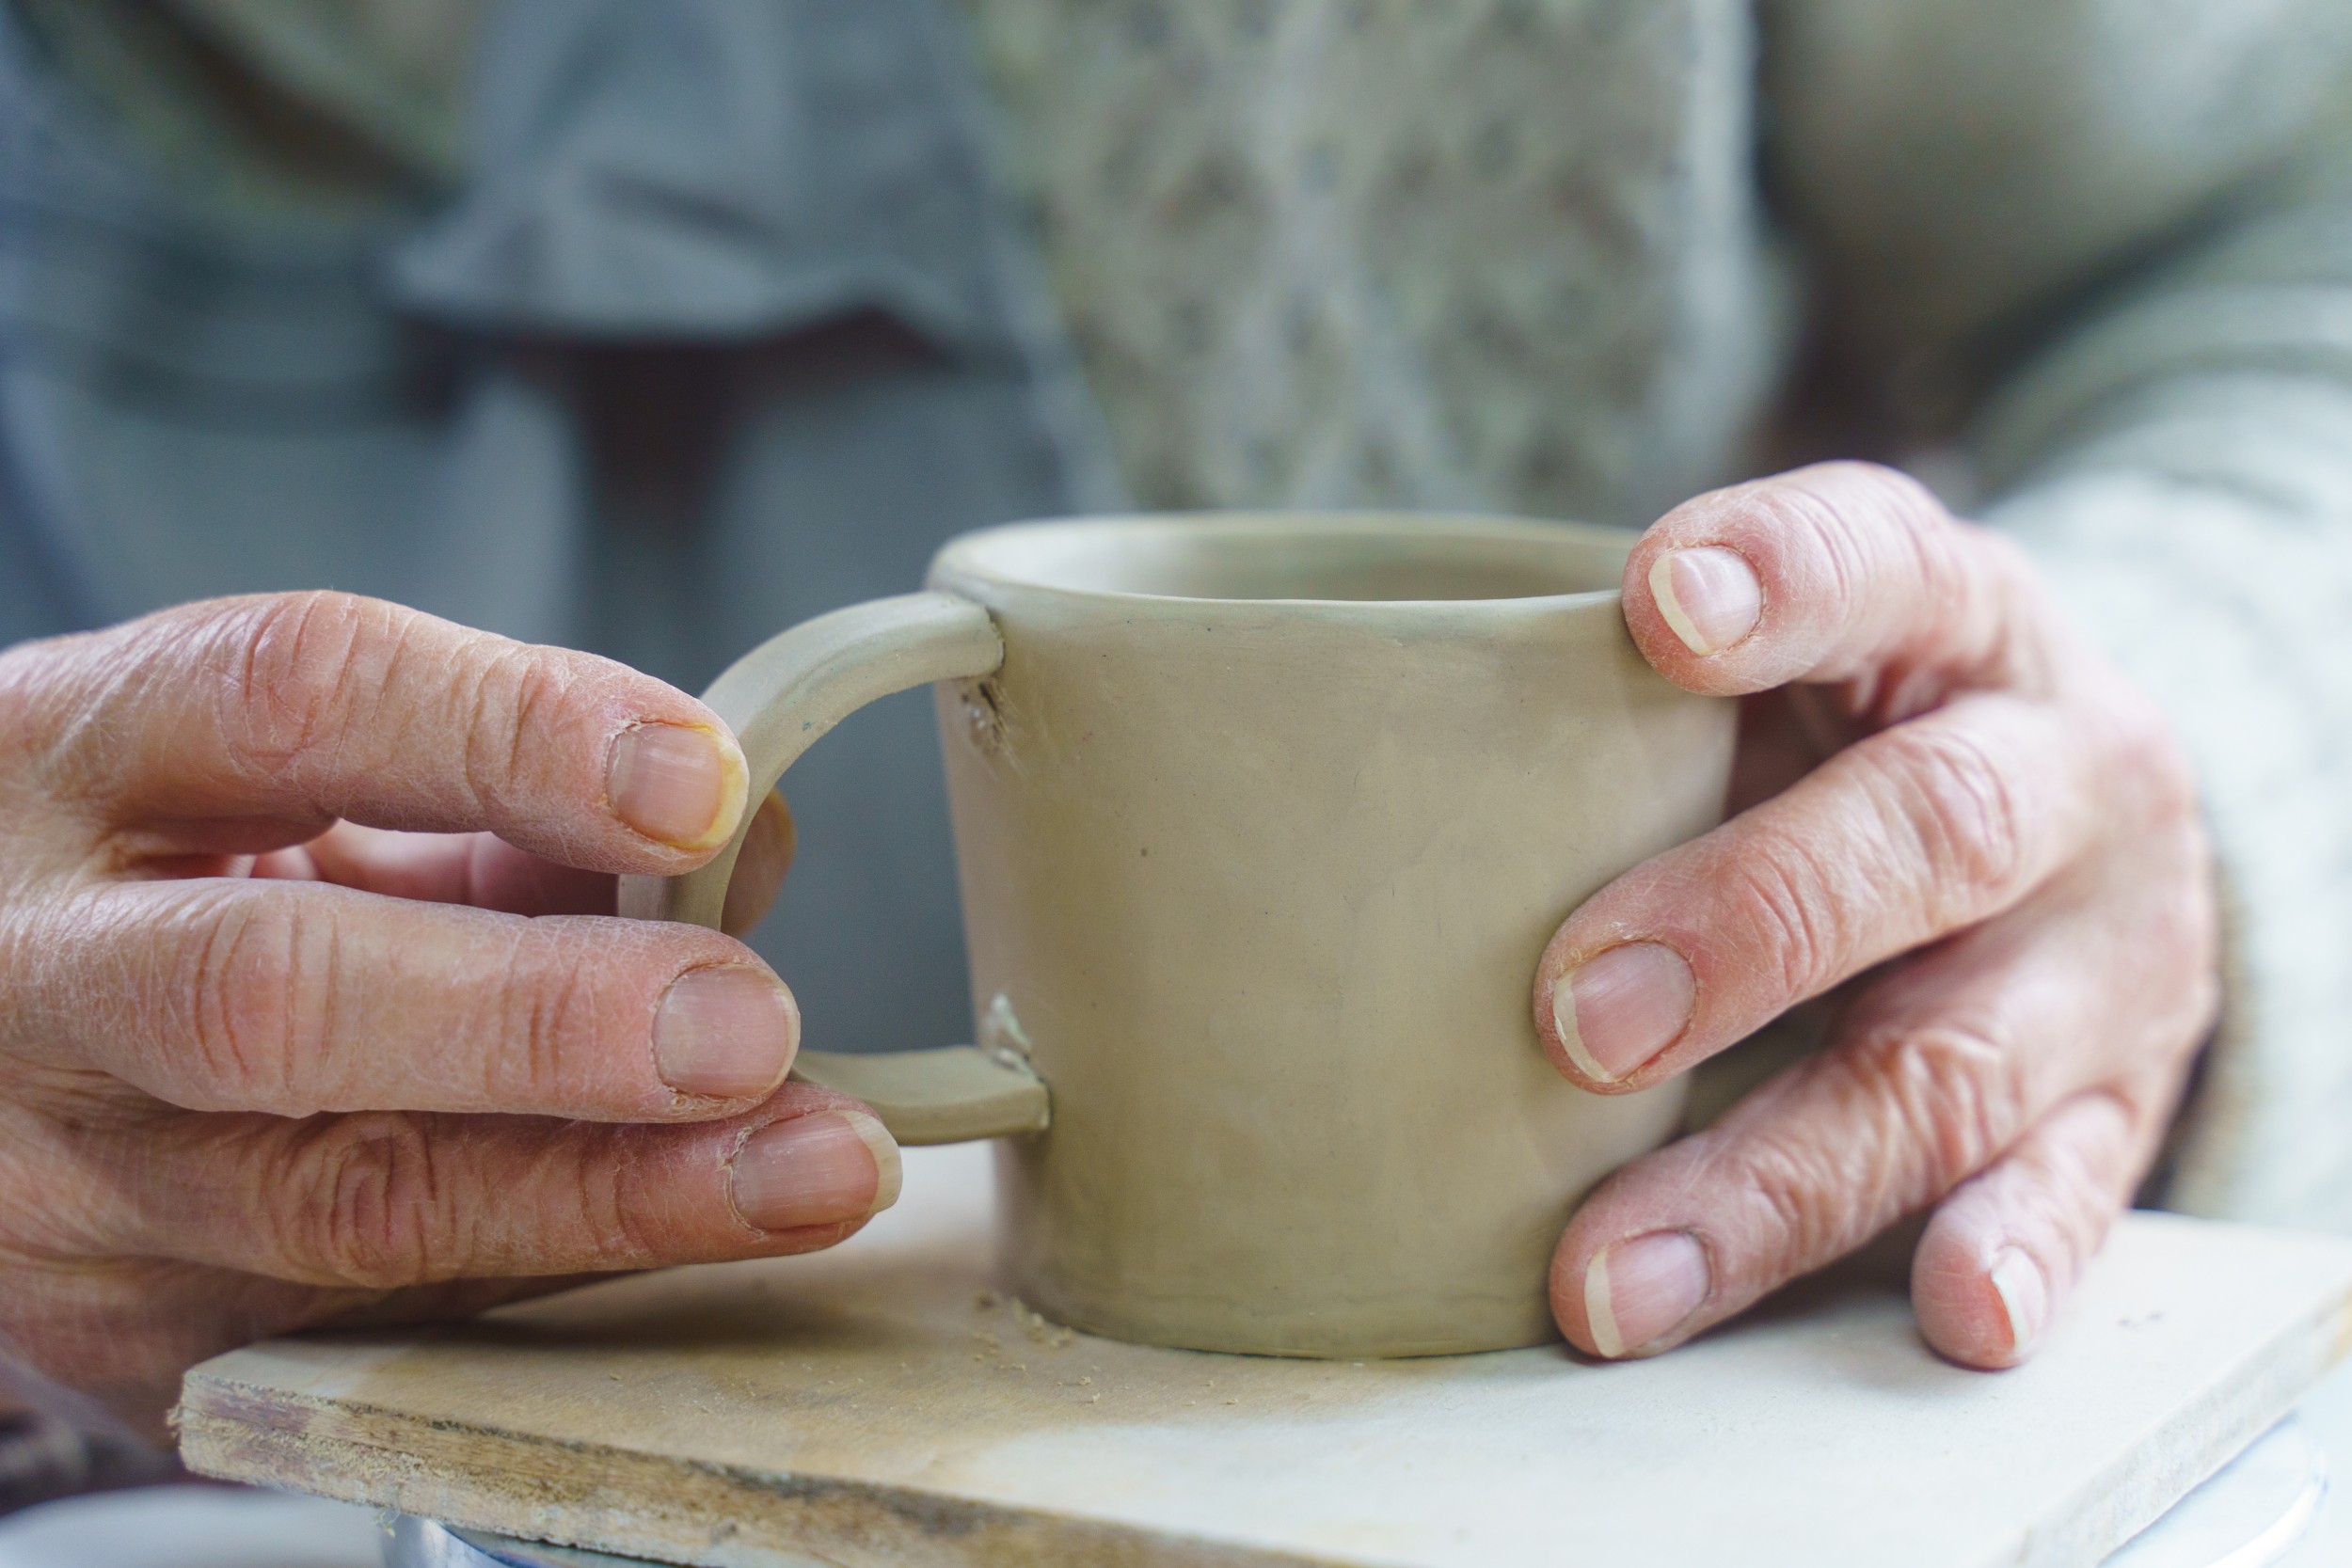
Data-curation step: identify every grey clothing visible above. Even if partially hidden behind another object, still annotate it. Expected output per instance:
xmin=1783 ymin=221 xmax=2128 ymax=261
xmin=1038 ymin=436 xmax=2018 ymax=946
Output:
xmin=4 ymin=0 xmax=2352 ymax=1226
xmin=0 ymin=0 xmax=1115 ymax=1056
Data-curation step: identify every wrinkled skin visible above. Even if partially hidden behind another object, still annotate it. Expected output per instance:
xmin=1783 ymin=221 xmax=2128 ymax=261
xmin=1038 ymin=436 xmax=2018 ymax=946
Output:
xmin=0 ymin=463 xmax=2217 ymax=1437
xmin=1539 ymin=463 xmax=2217 ymax=1369
xmin=0 ymin=593 xmax=876 ymax=1435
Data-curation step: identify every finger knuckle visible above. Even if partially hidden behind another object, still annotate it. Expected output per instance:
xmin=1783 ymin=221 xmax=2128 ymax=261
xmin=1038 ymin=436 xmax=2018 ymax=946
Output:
xmin=174 ymin=890 xmax=337 ymax=1112
xmin=457 ymin=641 xmax=570 ymax=817
xmin=1842 ymin=1022 xmax=2026 ymax=1198
xmin=1775 ymin=459 xmax=1945 ymax=566
xmin=1873 ymin=722 xmax=2030 ymax=913
xmin=1730 ymin=1126 xmax=1867 ymax=1266
xmin=282 ymin=1113 xmax=454 ymax=1288
xmin=1719 ymin=829 xmax=1850 ymax=999
xmin=485 ymin=932 xmax=596 ymax=1104
xmin=3 ymin=620 xmax=198 ymax=806
xmin=0 ymin=1106 xmax=96 ymax=1255
xmin=578 ymin=1134 xmax=667 ymax=1262
xmin=1814 ymin=460 xmax=1945 ymax=530
xmin=1835 ymin=463 xmax=1963 ymax=583
xmin=1734 ymin=475 xmax=1865 ymax=608
xmin=224 ymin=593 xmax=395 ymax=777
xmin=0 ymin=651 xmax=87 ymax=845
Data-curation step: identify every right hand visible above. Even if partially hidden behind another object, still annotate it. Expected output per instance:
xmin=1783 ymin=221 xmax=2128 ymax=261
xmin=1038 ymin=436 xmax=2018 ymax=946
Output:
xmin=0 ymin=593 xmax=900 ymax=1434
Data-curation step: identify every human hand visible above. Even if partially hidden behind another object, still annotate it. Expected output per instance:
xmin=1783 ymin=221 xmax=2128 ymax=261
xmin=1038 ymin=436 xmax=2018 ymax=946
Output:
xmin=0 ymin=594 xmax=898 ymax=1433
xmin=1536 ymin=463 xmax=2217 ymax=1368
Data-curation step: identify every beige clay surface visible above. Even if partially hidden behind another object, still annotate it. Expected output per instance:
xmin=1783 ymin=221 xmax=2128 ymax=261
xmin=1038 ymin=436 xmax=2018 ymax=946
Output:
xmin=180 ymin=1140 xmax=2352 ymax=1568
xmin=617 ymin=592 xmax=1049 ymax=1146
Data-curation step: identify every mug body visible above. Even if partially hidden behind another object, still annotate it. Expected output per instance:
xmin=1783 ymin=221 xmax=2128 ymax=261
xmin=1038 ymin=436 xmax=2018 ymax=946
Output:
xmin=928 ymin=515 xmax=1734 ymax=1356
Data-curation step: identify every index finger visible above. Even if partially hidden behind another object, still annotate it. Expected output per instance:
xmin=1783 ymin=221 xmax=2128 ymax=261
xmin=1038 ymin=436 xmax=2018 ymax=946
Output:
xmin=16 ymin=593 xmax=747 ymax=872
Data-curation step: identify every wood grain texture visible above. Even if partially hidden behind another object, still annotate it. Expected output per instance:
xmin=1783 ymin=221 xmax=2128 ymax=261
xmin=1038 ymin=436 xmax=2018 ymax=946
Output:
xmin=179 ymin=1144 xmax=2352 ymax=1568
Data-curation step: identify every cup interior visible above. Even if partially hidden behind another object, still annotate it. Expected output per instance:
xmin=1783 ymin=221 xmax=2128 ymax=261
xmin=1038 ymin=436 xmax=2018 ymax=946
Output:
xmin=935 ymin=514 xmax=1629 ymax=604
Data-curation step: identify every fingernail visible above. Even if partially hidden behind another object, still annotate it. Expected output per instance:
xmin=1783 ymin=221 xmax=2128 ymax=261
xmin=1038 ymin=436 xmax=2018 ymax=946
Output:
xmin=1989 ymin=1246 xmax=2048 ymax=1355
xmin=730 ymin=1111 xmax=902 ymax=1231
xmin=654 ymin=966 xmax=798 ymax=1098
xmin=1585 ymin=1230 xmax=1710 ymax=1357
xmin=1550 ymin=942 xmax=1696 ymax=1083
xmin=608 ymin=722 xmax=748 ymax=851
xmin=1648 ymin=547 xmax=1762 ymax=655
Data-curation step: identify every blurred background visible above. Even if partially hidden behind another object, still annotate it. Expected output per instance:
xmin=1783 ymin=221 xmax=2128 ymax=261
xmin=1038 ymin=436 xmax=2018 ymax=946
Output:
xmin=2 ymin=0 xmax=2350 ymax=1556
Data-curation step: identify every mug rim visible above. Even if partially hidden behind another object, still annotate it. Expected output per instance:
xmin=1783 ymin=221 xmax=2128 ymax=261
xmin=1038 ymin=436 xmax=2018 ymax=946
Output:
xmin=929 ymin=511 xmax=1632 ymax=610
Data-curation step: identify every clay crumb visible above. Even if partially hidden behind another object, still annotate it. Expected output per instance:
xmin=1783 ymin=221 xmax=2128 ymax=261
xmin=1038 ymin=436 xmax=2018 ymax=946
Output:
xmin=975 ymin=1291 xmax=1000 ymax=1309
xmin=1013 ymin=1301 xmax=1078 ymax=1347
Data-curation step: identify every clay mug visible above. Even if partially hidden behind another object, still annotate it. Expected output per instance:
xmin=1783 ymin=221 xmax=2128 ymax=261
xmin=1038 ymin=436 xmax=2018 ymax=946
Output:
xmin=621 ymin=514 xmax=1734 ymax=1357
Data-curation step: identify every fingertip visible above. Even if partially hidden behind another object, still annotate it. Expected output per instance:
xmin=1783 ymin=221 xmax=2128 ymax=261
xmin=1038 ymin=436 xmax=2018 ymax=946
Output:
xmin=727 ymin=1107 xmax=900 ymax=1234
xmin=652 ymin=963 xmax=800 ymax=1102
xmin=1913 ymin=1221 xmax=2049 ymax=1370
xmin=606 ymin=721 xmax=751 ymax=856
xmin=1552 ymin=1223 xmax=1713 ymax=1360
xmin=1538 ymin=942 xmax=1697 ymax=1088
xmin=1913 ymin=1090 xmax=2141 ymax=1370
xmin=1628 ymin=462 xmax=2010 ymax=701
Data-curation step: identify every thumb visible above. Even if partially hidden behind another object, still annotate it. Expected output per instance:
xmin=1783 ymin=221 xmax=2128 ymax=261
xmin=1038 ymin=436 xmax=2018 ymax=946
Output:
xmin=1623 ymin=462 xmax=2050 ymax=717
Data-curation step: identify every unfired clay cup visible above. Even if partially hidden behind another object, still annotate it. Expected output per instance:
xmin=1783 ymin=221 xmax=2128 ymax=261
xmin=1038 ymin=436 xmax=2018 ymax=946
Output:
xmin=622 ymin=514 xmax=1735 ymax=1357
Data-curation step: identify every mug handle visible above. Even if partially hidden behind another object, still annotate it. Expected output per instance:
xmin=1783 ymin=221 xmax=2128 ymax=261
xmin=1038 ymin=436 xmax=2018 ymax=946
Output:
xmin=616 ymin=593 xmax=1051 ymax=1146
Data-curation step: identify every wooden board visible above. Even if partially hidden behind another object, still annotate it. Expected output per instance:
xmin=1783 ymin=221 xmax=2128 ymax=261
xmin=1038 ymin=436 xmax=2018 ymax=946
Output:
xmin=179 ymin=1144 xmax=2352 ymax=1568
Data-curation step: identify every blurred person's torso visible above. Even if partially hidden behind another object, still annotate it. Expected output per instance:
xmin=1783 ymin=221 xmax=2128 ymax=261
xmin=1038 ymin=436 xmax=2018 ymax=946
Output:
xmin=22 ymin=0 xmax=2352 ymax=527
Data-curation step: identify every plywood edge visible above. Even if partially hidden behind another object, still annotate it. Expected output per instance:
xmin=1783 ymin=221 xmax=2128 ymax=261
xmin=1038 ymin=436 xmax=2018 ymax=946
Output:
xmin=1996 ymin=1244 xmax=2352 ymax=1568
xmin=177 ymin=1369 xmax=1331 ymax=1568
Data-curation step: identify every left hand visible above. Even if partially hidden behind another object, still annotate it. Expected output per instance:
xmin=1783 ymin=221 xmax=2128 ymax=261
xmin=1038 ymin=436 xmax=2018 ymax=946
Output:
xmin=1535 ymin=462 xmax=2219 ymax=1368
